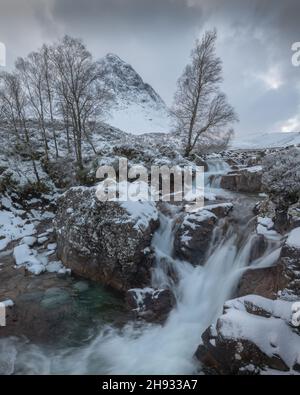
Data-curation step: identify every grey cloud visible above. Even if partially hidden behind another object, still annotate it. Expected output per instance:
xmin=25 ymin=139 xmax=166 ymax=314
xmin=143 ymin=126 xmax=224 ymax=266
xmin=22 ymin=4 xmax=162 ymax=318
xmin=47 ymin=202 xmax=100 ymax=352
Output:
xmin=0 ymin=0 xmax=299 ymax=135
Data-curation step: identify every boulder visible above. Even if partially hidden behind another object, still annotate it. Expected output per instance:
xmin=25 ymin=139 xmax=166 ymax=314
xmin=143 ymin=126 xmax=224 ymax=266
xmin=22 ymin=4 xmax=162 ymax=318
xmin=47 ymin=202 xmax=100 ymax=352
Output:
xmin=237 ymin=227 xmax=300 ymax=299
xmin=237 ymin=265 xmax=287 ymax=300
xmin=196 ymin=295 xmax=299 ymax=374
xmin=220 ymin=167 xmax=262 ymax=193
xmin=174 ymin=209 xmax=217 ymax=265
xmin=54 ymin=186 xmax=159 ymax=292
xmin=126 ymin=287 xmax=175 ymax=322
xmin=279 ymin=228 xmax=300 ymax=297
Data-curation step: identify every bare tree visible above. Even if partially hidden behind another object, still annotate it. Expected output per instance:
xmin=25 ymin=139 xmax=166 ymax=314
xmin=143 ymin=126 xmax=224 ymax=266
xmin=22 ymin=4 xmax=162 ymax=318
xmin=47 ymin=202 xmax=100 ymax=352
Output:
xmin=15 ymin=53 xmax=50 ymax=161
xmin=173 ymin=30 xmax=237 ymax=157
xmin=50 ymin=36 xmax=112 ymax=169
xmin=0 ymin=71 xmax=40 ymax=183
xmin=58 ymin=98 xmax=72 ymax=154
xmin=1 ymin=35 xmax=112 ymax=175
xmin=41 ymin=44 xmax=59 ymax=158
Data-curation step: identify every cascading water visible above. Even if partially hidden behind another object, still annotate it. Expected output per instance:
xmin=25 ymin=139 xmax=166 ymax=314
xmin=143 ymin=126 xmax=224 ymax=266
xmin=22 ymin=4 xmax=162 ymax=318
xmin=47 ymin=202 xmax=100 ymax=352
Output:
xmin=205 ymin=158 xmax=231 ymax=188
xmin=0 ymin=159 xmax=284 ymax=375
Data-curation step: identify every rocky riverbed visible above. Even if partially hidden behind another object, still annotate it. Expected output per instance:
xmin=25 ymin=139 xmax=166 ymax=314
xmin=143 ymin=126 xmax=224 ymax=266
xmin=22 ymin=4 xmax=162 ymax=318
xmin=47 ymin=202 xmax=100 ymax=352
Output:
xmin=0 ymin=124 xmax=300 ymax=374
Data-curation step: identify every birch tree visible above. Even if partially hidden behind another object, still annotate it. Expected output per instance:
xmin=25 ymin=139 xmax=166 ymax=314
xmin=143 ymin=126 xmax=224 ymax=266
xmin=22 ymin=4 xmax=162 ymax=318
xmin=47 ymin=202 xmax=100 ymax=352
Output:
xmin=51 ymin=35 xmax=112 ymax=169
xmin=0 ymin=71 xmax=40 ymax=183
xmin=173 ymin=30 xmax=237 ymax=157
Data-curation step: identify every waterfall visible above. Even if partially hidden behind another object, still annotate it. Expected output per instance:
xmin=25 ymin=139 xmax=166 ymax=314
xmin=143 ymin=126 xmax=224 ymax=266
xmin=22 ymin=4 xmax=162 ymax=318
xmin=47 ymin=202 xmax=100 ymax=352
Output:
xmin=1 ymin=206 xmax=271 ymax=375
xmin=0 ymin=157 xmax=283 ymax=375
xmin=203 ymin=158 xmax=234 ymax=201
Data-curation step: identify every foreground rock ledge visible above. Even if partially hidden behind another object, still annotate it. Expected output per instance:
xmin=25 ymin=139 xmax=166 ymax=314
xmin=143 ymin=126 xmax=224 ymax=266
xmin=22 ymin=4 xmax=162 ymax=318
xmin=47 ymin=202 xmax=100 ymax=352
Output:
xmin=196 ymin=295 xmax=300 ymax=375
xmin=54 ymin=186 xmax=159 ymax=292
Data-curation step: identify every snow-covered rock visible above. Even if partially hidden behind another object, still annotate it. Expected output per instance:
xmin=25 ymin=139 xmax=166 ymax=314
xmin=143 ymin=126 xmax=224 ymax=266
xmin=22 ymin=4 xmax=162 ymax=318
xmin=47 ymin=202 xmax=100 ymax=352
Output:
xmin=174 ymin=209 xmax=217 ymax=265
xmin=0 ymin=197 xmax=36 ymax=251
xmin=54 ymin=186 xmax=159 ymax=291
xmin=13 ymin=244 xmax=45 ymax=275
xmin=220 ymin=167 xmax=262 ymax=193
xmin=237 ymin=228 xmax=300 ymax=300
xmin=196 ymin=295 xmax=300 ymax=374
xmin=256 ymin=216 xmax=279 ymax=239
xmin=286 ymin=227 xmax=300 ymax=249
xmin=126 ymin=287 xmax=175 ymax=322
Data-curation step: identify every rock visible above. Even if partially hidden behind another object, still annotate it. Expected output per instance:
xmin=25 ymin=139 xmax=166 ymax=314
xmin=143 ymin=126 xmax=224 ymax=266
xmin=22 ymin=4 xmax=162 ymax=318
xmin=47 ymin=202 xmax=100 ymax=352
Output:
xmin=237 ymin=265 xmax=287 ymax=299
xmin=254 ymin=198 xmax=300 ymax=234
xmin=288 ymin=202 xmax=300 ymax=230
xmin=54 ymin=186 xmax=159 ymax=292
xmin=196 ymin=296 xmax=298 ymax=374
xmin=42 ymin=158 xmax=77 ymax=189
xmin=237 ymin=227 xmax=300 ymax=300
xmin=126 ymin=287 xmax=175 ymax=322
xmin=220 ymin=167 xmax=262 ymax=193
xmin=278 ymin=229 xmax=300 ymax=297
xmin=174 ymin=209 xmax=217 ymax=265
xmin=204 ymin=203 xmax=233 ymax=218
xmin=113 ymin=144 xmax=145 ymax=161
xmin=254 ymin=199 xmax=276 ymax=218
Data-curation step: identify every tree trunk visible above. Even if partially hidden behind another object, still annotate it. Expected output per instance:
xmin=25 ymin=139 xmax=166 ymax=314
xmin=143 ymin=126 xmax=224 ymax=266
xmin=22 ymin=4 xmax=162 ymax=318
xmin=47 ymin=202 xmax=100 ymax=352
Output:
xmin=31 ymin=158 xmax=40 ymax=184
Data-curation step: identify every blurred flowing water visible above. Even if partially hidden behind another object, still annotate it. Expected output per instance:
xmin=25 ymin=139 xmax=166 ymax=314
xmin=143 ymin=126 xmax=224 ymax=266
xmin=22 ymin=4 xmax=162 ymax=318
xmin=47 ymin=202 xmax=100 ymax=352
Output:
xmin=0 ymin=160 xmax=283 ymax=374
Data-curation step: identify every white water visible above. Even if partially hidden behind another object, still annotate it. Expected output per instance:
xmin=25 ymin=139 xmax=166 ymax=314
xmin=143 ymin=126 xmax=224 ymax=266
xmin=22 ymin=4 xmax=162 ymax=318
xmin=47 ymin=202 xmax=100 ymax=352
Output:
xmin=0 ymin=160 xmax=283 ymax=374
xmin=205 ymin=159 xmax=231 ymax=188
xmin=2 ymin=213 xmax=260 ymax=375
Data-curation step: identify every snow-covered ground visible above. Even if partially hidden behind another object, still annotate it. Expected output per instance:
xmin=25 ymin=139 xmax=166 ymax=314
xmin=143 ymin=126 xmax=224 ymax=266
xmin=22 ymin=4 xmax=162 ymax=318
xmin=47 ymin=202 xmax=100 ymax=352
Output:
xmin=231 ymin=132 xmax=300 ymax=149
xmin=107 ymin=101 xmax=172 ymax=135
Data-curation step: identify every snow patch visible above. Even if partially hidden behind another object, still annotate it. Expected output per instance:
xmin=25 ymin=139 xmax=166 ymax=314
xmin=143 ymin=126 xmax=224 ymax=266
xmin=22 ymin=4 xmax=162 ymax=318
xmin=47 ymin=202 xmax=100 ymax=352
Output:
xmin=286 ymin=228 xmax=300 ymax=249
xmin=121 ymin=200 xmax=158 ymax=231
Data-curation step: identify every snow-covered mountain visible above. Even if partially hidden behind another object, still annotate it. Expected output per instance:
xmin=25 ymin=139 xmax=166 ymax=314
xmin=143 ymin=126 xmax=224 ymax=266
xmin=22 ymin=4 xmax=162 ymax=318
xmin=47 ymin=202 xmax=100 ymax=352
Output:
xmin=100 ymin=54 xmax=171 ymax=135
xmin=231 ymin=132 xmax=300 ymax=149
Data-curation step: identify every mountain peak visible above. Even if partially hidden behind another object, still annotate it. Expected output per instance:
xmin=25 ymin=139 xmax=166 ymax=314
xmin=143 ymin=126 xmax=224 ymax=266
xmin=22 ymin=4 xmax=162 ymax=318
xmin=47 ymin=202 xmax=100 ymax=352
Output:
xmin=104 ymin=53 xmax=124 ymax=63
xmin=99 ymin=53 xmax=171 ymax=135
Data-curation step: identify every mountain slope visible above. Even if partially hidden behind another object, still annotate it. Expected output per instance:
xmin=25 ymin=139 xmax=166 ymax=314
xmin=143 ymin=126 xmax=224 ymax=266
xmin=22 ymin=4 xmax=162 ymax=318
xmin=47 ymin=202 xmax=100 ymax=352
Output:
xmin=100 ymin=54 xmax=171 ymax=135
xmin=231 ymin=132 xmax=300 ymax=149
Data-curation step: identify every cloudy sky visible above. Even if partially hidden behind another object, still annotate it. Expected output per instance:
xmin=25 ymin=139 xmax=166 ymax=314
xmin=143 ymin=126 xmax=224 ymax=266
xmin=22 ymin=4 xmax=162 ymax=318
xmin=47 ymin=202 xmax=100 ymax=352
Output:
xmin=0 ymin=0 xmax=300 ymax=136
